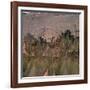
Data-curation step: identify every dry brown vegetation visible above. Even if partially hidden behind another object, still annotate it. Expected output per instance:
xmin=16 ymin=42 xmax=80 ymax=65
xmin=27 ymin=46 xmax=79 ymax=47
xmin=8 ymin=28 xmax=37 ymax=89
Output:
xmin=22 ymin=30 xmax=79 ymax=77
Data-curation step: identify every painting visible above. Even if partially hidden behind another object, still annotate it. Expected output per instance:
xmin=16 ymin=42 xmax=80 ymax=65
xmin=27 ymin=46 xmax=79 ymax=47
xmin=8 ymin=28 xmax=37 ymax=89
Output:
xmin=22 ymin=10 xmax=79 ymax=77
xmin=11 ymin=1 xmax=87 ymax=88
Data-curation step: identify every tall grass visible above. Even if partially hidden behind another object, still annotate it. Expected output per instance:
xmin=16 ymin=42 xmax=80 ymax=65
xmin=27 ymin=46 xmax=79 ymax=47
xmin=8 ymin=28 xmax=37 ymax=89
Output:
xmin=22 ymin=30 xmax=79 ymax=77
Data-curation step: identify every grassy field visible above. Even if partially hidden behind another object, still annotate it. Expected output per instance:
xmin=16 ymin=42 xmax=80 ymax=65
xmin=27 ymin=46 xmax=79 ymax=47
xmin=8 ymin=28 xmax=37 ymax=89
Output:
xmin=23 ymin=56 xmax=79 ymax=77
xmin=22 ymin=30 xmax=79 ymax=77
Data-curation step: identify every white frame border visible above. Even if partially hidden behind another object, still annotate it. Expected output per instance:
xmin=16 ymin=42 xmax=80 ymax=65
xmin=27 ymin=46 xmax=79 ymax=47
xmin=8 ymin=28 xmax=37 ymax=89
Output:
xmin=18 ymin=6 xmax=84 ymax=83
